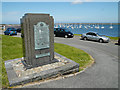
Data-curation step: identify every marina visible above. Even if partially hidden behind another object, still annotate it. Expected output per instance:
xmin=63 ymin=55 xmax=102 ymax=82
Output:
xmin=54 ymin=23 xmax=119 ymax=37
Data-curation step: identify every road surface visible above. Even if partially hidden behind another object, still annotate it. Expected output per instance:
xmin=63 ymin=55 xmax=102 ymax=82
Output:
xmin=23 ymin=36 xmax=119 ymax=88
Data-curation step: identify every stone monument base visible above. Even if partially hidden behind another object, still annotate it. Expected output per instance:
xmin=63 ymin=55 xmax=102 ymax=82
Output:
xmin=5 ymin=53 xmax=79 ymax=86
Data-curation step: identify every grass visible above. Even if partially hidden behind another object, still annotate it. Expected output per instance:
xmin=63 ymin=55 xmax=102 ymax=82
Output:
xmin=54 ymin=43 xmax=93 ymax=70
xmin=2 ymin=35 xmax=93 ymax=88
xmin=106 ymin=36 xmax=119 ymax=40
xmin=74 ymin=34 xmax=119 ymax=40
xmin=2 ymin=35 xmax=23 ymax=88
xmin=0 ymin=35 xmax=2 ymax=89
xmin=74 ymin=34 xmax=82 ymax=36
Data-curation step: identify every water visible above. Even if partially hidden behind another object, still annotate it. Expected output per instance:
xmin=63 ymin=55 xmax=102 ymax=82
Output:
xmin=54 ymin=24 xmax=119 ymax=37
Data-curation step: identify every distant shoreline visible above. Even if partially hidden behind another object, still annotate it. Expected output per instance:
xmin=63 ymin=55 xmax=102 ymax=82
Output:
xmin=55 ymin=23 xmax=119 ymax=25
xmin=0 ymin=23 xmax=119 ymax=25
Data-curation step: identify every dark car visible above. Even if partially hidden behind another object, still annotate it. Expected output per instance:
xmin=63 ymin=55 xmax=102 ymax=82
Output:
xmin=54 ymin=28 xmax=74 ymax=38
xmin=4 ymin=27 xmax=17 ymax=36
xmin=16 ymin=28 xmax=21 ymax=33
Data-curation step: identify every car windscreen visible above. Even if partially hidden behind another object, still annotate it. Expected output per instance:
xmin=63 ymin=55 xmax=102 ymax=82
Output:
xmin=96 ymin=33 xmax=103 ymax=36
xmin=64 ymin=29 xmax=70 ymax=32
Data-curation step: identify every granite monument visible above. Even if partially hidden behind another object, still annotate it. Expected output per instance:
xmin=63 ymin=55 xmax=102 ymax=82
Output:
xmin=21 ymin=13 xmax=54 ymax=67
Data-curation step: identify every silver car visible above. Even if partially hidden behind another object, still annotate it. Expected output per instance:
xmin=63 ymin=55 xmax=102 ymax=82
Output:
xmin=81 ymin=32 xmax=110 ymax=43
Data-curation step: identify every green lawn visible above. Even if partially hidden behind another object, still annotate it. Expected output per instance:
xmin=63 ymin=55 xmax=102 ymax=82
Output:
xmin=106 ymin=36 xmax=119 ymax=40
xmin=0 ymin=35 xmax=2 ymax=89
xmin=54 ymin=43 xmax=93 ymax=70
xmin=2 ymin=35 xmax=93 ymax=88
xmin=74 ymin=34 xmax=119 ymax=40
xmin=2 ymin=35 xmax=23 ymax=88
xmin=74 ymin=34 xmax=82 ymax=36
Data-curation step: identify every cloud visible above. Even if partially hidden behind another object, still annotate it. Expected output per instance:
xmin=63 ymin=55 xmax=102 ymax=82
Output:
xmin=72 ymin=0 xmax=119 ymax=4
xmin=72 ymin=0 xmax=93 ymax=4
xmin=72 ymin=0 xmax=83 ymax=4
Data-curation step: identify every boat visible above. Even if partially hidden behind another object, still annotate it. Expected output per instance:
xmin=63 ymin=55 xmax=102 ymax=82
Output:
xmin=101 ymin=23 xmax=104 ymax=29
xmin=79 ymin=25 xmax=82 ymax=28
xmin=95 ymin=24 xmax=100 ymax=29
xmin=109 ymin=23 xmax=113 ymax=29
xmin=101 ymin=25 xmax=104 ymax=29
xmin=59 ymin=24 xmax=61 ymax=27
xmin=101 ymin=26 xmax=104 ymax=29
xmin=67 ymin=25 xmax=69 ymax=28
xmin=84 ymin=26 xmax=88 ymax=29
xmin=71 ymin=26 xmax=74 ymax=29
xmin=95 ymin=26 xmax=99 ymax=29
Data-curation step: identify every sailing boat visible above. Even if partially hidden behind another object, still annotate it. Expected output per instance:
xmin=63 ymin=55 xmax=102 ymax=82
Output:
xmin=79 ymin=24 xmax=82 ymax=28
xmin=55 ymin=24 xmax=58 ymax=28
xmin=101 ymin=24 xmax=104 ymax=29
xmin=67 ymin=26 xmax=69 ymax=28
xmin=95 ymin=24 xmax=100 ymax=29
xmin=59 ymin=24 xmax=61 ymax=27
xmin=71 ymin=26 xmax=74 ymax=29
xmin=109 ymin=23 xmax=113 ymax=29
xmin=101 ymin=26 xmax=104 ymax=29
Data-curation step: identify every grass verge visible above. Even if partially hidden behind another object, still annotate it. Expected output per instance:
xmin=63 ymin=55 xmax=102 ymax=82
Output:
xmin=54 ymin=43 xmax=93 ymax=71
xmin=2 ymin=35 xmax=93 ymax=88
xmin=74 ymin=34 xmax=82 ymax=36
xmin=106 ymin=36 xmax=119 ymax=40
xmin=2 ymin=35 xmax=23 ymax=88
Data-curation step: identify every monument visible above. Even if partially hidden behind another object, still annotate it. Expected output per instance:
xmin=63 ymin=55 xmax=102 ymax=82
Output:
xmin=21 ymin=13 xmax=54 ymax=68
xmin=4 ymin=13 xmax=79 ymax=87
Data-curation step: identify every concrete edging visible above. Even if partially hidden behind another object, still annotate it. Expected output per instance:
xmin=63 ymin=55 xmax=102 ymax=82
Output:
xmin=5 ymin=52 xmax=79 ymax=86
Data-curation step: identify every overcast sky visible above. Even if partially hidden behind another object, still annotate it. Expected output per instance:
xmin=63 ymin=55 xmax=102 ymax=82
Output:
xmin=1 ymin=1 xmax=119 ymax=24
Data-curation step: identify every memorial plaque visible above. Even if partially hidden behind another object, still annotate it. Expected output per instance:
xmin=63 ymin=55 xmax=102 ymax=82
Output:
xmin=34 ymin=22 xmax=50 ymax=50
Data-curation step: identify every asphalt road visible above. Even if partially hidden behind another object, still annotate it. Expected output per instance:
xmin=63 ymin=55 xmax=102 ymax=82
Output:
xmin=1 ymin=30 xmax=119 ymax=88
xmin=23 ymin=36 xmax=118 ymax=88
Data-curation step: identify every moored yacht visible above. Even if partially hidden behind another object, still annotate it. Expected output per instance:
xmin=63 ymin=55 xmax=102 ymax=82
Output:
xmin=109 ymin=23 xmax=113 ymax=29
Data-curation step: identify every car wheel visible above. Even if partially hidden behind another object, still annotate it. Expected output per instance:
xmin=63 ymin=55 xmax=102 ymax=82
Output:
xmin=84 ymin=37 xmax=87 ymax=40
xmin=64 ymin=35 xmax=68 ymax=38
xmin=99 ymin=39 xmax=103 ymax=43
xmin=54 ymin=34 xmax=56 ymax=37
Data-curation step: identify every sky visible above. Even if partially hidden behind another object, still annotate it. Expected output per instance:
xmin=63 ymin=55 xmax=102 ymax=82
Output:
xmin=1 ymin=0 xmax=120 ymax=2
xmin=1 ymin=1 xmax=119 ymax=24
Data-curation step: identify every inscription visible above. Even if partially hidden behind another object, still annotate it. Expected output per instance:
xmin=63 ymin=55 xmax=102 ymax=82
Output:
xmin=34 ymin=22 xmax=50 ymax=50
xmin=36 ymin=53 xmax=50 ymax=58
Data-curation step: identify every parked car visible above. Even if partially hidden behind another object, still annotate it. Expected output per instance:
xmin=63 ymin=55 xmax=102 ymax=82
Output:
xmin=54 ymin=28 xmax=74 ymax=38
xmin=81 ymin=31 xmax=110 ymax=43
xmin=4 ymin=27 xmax=17 ymax=36
xmin=16 ymin=28 xmax=21 ymax=33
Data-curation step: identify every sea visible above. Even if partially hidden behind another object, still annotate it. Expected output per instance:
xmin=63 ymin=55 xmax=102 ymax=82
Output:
xmin=54 ymin=24 xmax=119 ymax=37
